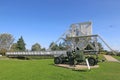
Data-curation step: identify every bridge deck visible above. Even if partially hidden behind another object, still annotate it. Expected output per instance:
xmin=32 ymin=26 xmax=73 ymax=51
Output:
xmin=6 ymin=51 xmax=67 ymax=57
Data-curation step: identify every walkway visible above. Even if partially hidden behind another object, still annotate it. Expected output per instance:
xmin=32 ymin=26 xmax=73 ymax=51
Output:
xmin=104 ymin=55 xmax=119 ymax=62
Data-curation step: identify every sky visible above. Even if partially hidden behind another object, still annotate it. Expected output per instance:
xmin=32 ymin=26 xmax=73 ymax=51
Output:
xmin=0 ymin=0 xmax=120 ymax=50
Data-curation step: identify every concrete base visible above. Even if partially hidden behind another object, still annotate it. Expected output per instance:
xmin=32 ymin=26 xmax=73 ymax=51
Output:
xmin=55 ymin=64 xmax=99 ymax=70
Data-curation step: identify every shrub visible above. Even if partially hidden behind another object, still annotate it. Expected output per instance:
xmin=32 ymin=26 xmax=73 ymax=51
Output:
xmin=116 ymin=52 xmax=120 ymax=56
xmin=0 ymin=48 xmax=7 ymax=56
xmin=106 ymin=52 xmax=114 ymax=55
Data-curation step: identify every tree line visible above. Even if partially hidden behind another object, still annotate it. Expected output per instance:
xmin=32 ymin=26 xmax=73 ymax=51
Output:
xmin=0 ymin=33 xmax=114 ymax=56
xmin=0 ymin=33 xmax=67 ymax=55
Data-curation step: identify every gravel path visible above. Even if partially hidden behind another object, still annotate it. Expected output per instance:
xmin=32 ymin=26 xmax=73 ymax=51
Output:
xmin=104 ymin=55 xmax=119 ymax=62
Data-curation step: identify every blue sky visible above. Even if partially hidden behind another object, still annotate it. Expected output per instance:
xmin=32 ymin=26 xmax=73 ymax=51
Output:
xmin=0 ymin=0 xmax=120 ymax=50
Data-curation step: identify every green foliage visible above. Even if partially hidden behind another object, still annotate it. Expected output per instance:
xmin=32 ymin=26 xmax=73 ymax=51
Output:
xmin=16 ymin=36 xmax=26 ymax=51
xmin=85 ymin=42 xmax=104 ymax=51
xmin=105 ymin=50 xmax=120 ymax=56
xmin=113 ymin=56 xmax=120 ymax=61
xmin=49 ymin=42 xmax=59 ymax=50
xmin=106 ymin=51 xmax=115 ymax=55
xmin=41 ymin=48 xmax=46 ymax=51
xmin=10 ymin=43 xmax=18 ymax=52
xmin=0 ymin=60 xmax=120 ymax=80
xmin=0 ymin=33 xmax=14 ymax=55
xmin=0 ymin=33 xmax=14 ymax=50
xmin=98 ymin=54 xmax=106 ymax=61
xmin=116 ymin=52 xmax=120 ymax=56
xmin=85 ymin=44 xmax=93 ymax=50
xmin=0 ymin=48 xmax=7 ymax=55
xmin=98 ymin=42 xmax=104 ymax=51
xmin=31 ymin=43 xmax=41 ymax=51
xmin=50 ymin=41 xmax=103 ymax=51
xmin=58 ymin=42 xmax=67 ymax=50
xmin=49 ymin=42 xmax=67 ymax=51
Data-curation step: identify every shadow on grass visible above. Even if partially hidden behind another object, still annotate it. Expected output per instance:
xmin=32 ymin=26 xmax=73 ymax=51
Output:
xmin=72 ymin=69 xmax=91 ymax=72
xmin=48 ymin=63 xmax=55 ymax=66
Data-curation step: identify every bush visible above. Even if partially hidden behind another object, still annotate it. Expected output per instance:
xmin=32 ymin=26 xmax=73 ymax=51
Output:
xmin=100 ymin=52 xmax=107 ymax=55
xmin=116 ymin=52 xmax=120 ymax=56
xmin=106 ymin=51 xmax=120 ymax=56
xmin=0 ymin=48 xmax=7 ymax=56
xmin=106 ymin=52 xmax=114 ymax=55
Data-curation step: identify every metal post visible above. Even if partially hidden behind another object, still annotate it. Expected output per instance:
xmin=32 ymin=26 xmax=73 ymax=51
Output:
xmin=98 ymin=35 xmax=116 ymax=55
xmin=86 ymin=59 xmax=91 ymax=70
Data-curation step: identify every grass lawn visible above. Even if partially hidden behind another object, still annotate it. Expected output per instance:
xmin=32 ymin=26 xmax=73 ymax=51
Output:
xmin=113 ymin=56 xmax=120 ymax=61
xmin=0 ymin=59 xmax=120 ymax=80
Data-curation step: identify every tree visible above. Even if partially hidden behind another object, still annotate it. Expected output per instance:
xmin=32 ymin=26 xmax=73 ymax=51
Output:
xmin=10 ymin=43 xmax=18 ymax=52
xmin=0 ymin=33 xmax=14 ymax=50
xmin=0 ymin=48 xmax=7 ymax=55
xmin=85 ymin=42 xmax=104 ymax=51
xmin=49 ymin=42 xmax=67 ymax=51
xmin=98 ymin=42 xmax=104 ymax=51
xmin=41 ymin=48 xmax=46 ymax=51
xmin=31 ymin=43 xmax=41 ymax=51
xmin=17 ymin=36 xmax=26 ymax=51
xmin=85 ymin=44 xmax=93 ymax=50
xmin=0 ymin=33 xmax=14 ymax=55
xmin=49 ymin=42 xmax=59 ymax=51
xmin=58 ymin=42 xmax=67 ymax=50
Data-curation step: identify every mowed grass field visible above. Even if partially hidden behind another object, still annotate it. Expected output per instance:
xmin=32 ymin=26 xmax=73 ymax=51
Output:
xmin=113 ymin=56 xmax=120 ymax=61
xmin=0 ymin=58 xmax=120 ymax=80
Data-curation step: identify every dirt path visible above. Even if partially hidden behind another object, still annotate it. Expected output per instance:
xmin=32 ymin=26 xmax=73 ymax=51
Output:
xmin=104 ymin=55 xmax=119 ymax=62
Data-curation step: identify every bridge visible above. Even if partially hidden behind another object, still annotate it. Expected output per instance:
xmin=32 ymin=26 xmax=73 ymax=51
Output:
xmin=6 ymin=22 xmax=116 ymax=58
xmin=6 ymin=51 xmax=67 ymax=57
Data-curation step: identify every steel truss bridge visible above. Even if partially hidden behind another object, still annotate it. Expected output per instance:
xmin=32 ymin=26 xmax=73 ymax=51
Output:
xmin=6 ymin=22 xmax=116 ymax=57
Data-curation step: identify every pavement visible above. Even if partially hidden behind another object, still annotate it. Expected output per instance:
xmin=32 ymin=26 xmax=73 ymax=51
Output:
xmin=103 ymin=55 xmax=119 ymax=62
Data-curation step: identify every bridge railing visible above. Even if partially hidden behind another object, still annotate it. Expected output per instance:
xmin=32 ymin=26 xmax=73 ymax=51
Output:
xmin=6 ymin=51 xmax=67 ymax=57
